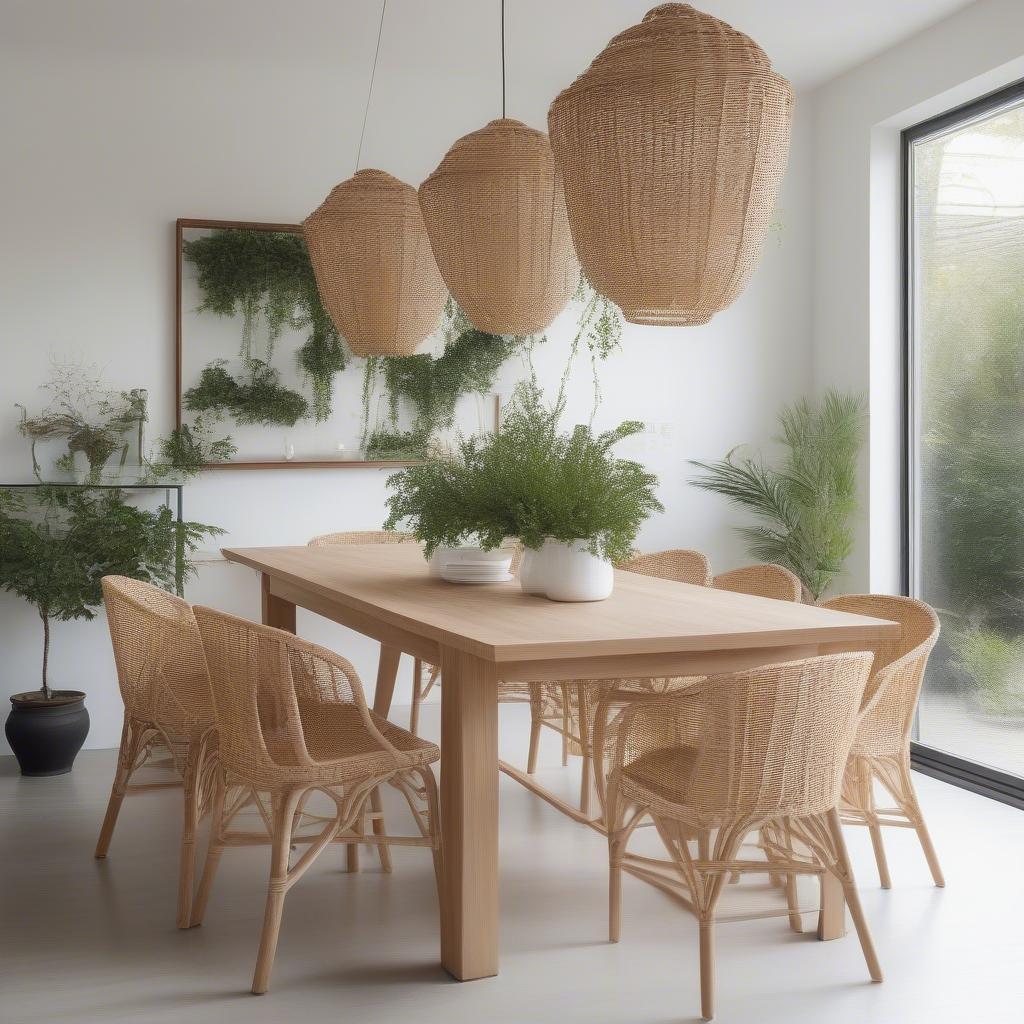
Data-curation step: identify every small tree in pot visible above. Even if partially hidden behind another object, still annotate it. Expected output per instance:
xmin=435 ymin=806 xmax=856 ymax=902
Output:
xmin=0 ymin=486 xmax=220 ymax=776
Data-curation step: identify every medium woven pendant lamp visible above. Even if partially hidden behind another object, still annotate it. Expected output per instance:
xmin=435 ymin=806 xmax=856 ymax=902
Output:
xmin=418 ymin=118 xmax=580 ymax=335
xmin=548 ymin=3 xmax=794 ymax=326
xmin=303 ymin=170 xmax=447 ymax=357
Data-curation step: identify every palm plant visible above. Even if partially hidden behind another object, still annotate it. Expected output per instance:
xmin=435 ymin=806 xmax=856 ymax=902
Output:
xmin=689 ymin=390 xmax=865 ymax=600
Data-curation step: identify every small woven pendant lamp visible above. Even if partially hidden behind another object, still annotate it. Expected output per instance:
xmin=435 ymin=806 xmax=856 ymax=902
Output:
xmin=548 ymin=3 xmax=794 ymax=326
xmin=418 ymin=118 xmax=579 ymax=335
xmin=303 ymin=170 xmax=448 ymax=357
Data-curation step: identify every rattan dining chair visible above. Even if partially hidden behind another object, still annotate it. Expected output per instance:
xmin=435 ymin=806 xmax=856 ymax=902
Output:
xmin=712 ymin=563 xmax=803 ymax=603
xmin=189 ymin=606 xmax=442 ymax=995
xmin=603 ymin=652 xmax=880 ymax=1020
xmin=95 ymin=576 xmax=217 ymax=929
xmin=527 ymin=549 xmax=713 ymax=814
xmin=821 ymin=594 xmax=944 ymax=889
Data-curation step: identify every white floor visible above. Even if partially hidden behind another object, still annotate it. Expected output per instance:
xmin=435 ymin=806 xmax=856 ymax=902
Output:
xmin=2 ymin=704 xmax=1023 ymax=1024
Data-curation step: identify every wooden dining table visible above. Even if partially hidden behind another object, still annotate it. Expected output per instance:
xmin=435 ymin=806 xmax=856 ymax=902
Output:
xmin=222 ymin=542 xmax=901 ymax=983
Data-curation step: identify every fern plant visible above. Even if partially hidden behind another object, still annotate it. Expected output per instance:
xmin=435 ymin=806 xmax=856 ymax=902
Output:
xmin=183 ymin=359 xmax=308 ymax=427
xmin=689 ymin=390 xmax=865 ymax=600
xmin=384 ymin=379 xmax=662 ymax=561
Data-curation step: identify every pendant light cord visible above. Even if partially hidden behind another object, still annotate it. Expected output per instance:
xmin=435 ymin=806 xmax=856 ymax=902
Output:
xmin=355 ymin=0 xmax=388 ymax=172
xmin=500 ymin=0 xmax=506 ymax=118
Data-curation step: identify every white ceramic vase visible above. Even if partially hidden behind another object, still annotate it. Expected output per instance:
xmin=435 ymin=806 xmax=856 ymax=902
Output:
xmin=541 ymin=539 xmax=614 ymax=602
xmin=518 ymin=547 xmax=547 ymax=595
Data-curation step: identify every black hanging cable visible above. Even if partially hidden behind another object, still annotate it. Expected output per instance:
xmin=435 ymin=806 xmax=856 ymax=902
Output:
xmin=355 ymin=0 xmax=388 ymax=172
xmin=500 ymin=0 xmax=506 ymax=118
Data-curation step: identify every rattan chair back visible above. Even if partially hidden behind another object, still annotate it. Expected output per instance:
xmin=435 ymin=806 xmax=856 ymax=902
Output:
xmin=713 ymin=563 xmax=802 ymax=602
xmin=821 ymin=594 xmax=939 ymax=756
xmin=616 ymin=652 xmax=873 ymax=822
xmin=101 ymin=576 xmax=213 ymax=739
xmin=193 ymin=607 xmax=406 ymax=790
xmin=617 ymin=548 xmax=711 ymax=586
xmin=308 ymin=530 xmax=415 ymax=548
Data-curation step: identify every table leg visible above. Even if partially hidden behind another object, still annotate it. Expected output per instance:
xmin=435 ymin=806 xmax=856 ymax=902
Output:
xmin=439 ymin=647 xmax=499 ymax=980
xmin=261 ymin=573 xmax=295 ymax=632
xmin=372 ymin=644 xmax=403 ymax=719
xmin=817 ymin=870 xmax=847 ymax=940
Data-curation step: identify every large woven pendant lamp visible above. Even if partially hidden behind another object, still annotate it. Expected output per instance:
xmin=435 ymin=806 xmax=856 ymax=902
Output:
xmin=417 ymin=3 xmax=579 ymax=335
xmin=548 ymin=3 xmax=794 ymax=326
xmin=303 ymin=0 xmax=447 ymax=357
xmin=419 ymin=119 xmax=579 ymax=336
xmin=304 ymin=170 xmax=447 ymax=357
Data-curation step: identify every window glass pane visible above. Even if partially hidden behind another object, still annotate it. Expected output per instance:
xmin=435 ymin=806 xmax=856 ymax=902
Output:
xmin=911 ymin=97 xmax=1024 ymax=778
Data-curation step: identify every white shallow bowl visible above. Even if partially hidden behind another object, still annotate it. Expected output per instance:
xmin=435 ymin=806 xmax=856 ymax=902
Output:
xmin=440 ymin=570 xmax=514 ymax=585
xmin=428 ymin=546 xmax=513 ymax=577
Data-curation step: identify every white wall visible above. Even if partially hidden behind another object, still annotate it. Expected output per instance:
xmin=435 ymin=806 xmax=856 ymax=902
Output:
xmin=0 ymin=0 xmax=813 ymax=752
xmin=812 ymin=0 xmax=1024 ymax=594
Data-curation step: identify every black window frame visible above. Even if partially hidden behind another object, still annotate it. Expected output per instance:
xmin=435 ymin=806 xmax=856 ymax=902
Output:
xmin=902 ymin=78 xmax=1024 ymax=811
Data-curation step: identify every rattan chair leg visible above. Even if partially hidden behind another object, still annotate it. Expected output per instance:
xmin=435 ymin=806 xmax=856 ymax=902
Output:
xmin=527 ymin=716 xmax=541 ymax=775
xmin=896 ymin=757 xmax=945 ymax=887
xmin=824 ymin=808 xmax=883 ymax=983
xmin=416 ymin=767 xmax=444 ymax=897
xmin=698 ymin=918 xmax=716 ymax=1021
xmin=580 ymin=753 xmax=593 ymax=818
xmin=859 ymin=761 xmax=892 ymax=889
xmin=252 ymin=788 xmax=305 ymax=995
xmin=410 ymin=658 xmax=423 ymax=735
xmin=176 ymin=748 xmax=204 ymax=929
xmin=369 ymin=786 xmax=392 ymax=872
xmin=191 ymin=770 xmax=227 ymax=927
xmin=94 ymin=717 xmax=138 ymax=859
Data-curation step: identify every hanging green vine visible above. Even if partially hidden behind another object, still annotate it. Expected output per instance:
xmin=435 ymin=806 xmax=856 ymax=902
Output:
xmin=556 ymin=277 xmax=623 ymax=421
xmin=183 ymin=359 xmax=308 ymax=427
xmin=363 ymin=328 xmax=524 ymax=459
xmin=183 ymin=229 xmax=346 ymax=421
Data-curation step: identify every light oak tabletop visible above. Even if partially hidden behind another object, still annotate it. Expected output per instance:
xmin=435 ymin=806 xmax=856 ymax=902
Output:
xmin=222 ymin=544 xmax=900 ymax=664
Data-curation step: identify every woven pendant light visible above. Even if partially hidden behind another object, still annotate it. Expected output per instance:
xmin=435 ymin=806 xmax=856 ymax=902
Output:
xmin=548 ymin=3 xmax=794 ymax=326
xmin=303 ymin=169 xmax=448 ymax=357
xmin=418 ymin=118 xmax=579 ymax=335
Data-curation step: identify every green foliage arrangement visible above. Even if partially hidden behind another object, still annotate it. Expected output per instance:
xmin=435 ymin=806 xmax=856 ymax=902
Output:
xmin=364 ymin=320 xmax=524 ymax=459
xmin=183 ymin=359 xmax=308 ymax=428
xmin=384 ymin=379 xmax=662 ymax=562
xmin=183 ymin=228 xmax=345 ymax=422
xmin=0 ymin=486 xmax=221 ymax=699
xmin=148 ymin=414 xmax=238 ymax=476
xmin=17 ymin=363 xmax=149 ymax=483
xmin=949 ymin=628 xmax=1024 ymax=717
xmin=689 ymin=390 xmax=866 ymax=600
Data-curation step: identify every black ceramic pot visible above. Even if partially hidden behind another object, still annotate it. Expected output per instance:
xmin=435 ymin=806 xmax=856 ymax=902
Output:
xmin=5 ymin=691 xmax=89 ymax=776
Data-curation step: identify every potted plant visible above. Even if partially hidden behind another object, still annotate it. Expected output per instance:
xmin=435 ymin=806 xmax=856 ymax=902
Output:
xmin=384 ymin=380 xmax=662 ymax=601
xmin=688 ymin=390 xmax=865 ymax=601
xmin=0 ymin=486 xmax=221 ymax=776
xmin=17 ymin=362 xmax=150 ymax=483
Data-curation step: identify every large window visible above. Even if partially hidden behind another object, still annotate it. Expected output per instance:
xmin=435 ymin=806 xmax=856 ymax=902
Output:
xmin=905 ymin=82 xmax=1024 ymax=800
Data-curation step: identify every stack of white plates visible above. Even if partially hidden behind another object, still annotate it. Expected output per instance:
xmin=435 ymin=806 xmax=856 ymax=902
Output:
xmin=431 ymin=546 xmax=514 ymax=584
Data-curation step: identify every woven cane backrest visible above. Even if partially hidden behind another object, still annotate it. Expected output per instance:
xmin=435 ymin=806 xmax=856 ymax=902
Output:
xmin=194 ymin=607 xmax=404 ymax=788
xmin=616 ymin=652 xmax=873 ymax=821
xmin=308 ymin=530 xmax=415 ymax=547
xmin=101 ymin=576 xmax=213 ymax=738
xmin=821 ymin=594 xmax=940 ymax=756
xmin=713 ymin=564 xmax=802 ymax=603
xmin=617 ymin=548 xmax=712 ymax=587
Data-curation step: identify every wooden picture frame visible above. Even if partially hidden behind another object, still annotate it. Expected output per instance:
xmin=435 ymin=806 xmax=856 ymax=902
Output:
xmin=176 ymin=218 xmax=494 ymax=469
